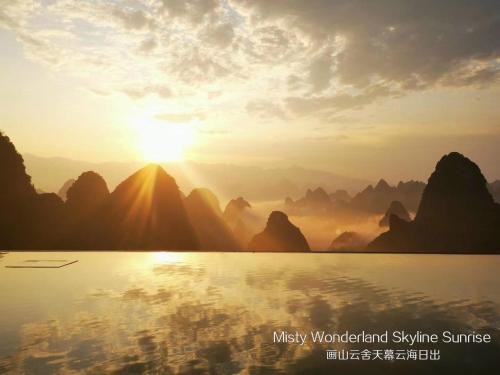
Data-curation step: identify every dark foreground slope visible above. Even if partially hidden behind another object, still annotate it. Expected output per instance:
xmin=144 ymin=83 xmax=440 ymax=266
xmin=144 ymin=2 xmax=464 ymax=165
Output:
xmin=0 ymin=132 xmax=68 ymax=249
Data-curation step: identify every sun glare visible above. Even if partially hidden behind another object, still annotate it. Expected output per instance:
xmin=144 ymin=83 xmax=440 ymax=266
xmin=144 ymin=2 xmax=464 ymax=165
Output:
xmin=141 ymin=122 xmax=196 ymax=162
xmin=152 ymin=252 xmax=185 ymax=264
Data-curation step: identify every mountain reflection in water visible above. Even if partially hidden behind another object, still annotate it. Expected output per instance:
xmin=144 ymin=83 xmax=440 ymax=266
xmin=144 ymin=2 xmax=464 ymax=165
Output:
xmin=0 ymin=252 xmax=499 ymax=374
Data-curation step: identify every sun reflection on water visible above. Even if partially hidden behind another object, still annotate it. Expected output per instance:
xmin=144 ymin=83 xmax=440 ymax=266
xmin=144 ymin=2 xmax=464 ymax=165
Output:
xmin=0 ymin=252 xmax=499 ymax=374
xmin=151 ymin=251 xmax=186 ymax=265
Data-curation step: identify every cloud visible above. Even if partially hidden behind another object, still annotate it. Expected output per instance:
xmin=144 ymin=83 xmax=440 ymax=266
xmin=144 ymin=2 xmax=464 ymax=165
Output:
xmin=286 ymin=85 xmax=400 ymax=116
xmin=137 ymin=37 xmax=157 ymax=53
xmin=0 ymin=0 xmax=39 ymax=30
xmin=159 ymin=0 xmax=219 ymax=22
xmin=199 ymin=128 xmax=229 ymax=135
xmin=110 ymin=7 xmax=153 ymax=30
xmin=246 ymin=100 xmax=288 ymax=120
xmin=231 ymin=0 xmax=500 ymax=115
xmin=203 ymin=22 xmax=235 ymax=47
xmin=308 ymin=48 xmax=333 ymax=93
xmin=1 ymin=0 xmax=499 ymax=121
xmin=45 ymin=1 xmax=157 ymax=33
xmin=167 ymin=46 xmax=233 ymax=84
xmin=123 ymin=85 xmax=173 ymax=99
xmin=233 ymin=0 xmax=500 ymax=87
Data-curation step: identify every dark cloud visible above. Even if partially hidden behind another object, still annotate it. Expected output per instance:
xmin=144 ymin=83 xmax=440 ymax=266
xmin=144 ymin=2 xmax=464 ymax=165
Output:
xmin=160 ymin=0 xmax=219 ymax=23
xmin=137 ymin=38 xmax=157 ymax=54
xmin=286 ymin=85 xmax=399 ymax=116
xmin=245 ymin=26 xmax=296 ymax=64
xmin=203 ymin=22 xmax=235 ymax=48
xmin=111 ymin=7 xmax=152 ymax=30
xmin=308 ymin=48 xmax=333 ymax=92
xmin=159 ymin=0 xmax=188 ymax=17
xmin=233 ymin=0 xmax=500 ymax=113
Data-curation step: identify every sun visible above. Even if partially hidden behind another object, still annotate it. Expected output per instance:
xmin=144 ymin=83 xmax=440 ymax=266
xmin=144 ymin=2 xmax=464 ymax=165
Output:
xmin=141 ymin=122 xmax=196 ymax=162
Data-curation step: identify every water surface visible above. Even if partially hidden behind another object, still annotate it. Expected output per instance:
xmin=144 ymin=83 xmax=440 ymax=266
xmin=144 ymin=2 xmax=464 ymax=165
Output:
xmin=0 ymin=252 xmax=499 ymax=374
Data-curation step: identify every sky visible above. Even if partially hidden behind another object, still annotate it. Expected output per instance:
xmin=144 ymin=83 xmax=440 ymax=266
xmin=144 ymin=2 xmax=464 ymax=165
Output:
xmin=0 ymin=0 xmax=499 ymax=182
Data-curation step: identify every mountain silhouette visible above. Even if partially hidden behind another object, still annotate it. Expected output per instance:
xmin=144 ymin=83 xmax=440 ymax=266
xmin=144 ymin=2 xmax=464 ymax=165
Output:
xmin=329 ymin=189 xmax=351 ymax=204
xmin=369 ymin=152 xmax=500 ymax=253
xmin=350 ymin=179 xmax=425 ymax=214
xmin=396 ymin=180 xmax=427 ymax=210
xmin=379 ymin=200 xmax=411 ymax=227
xmin=375 ymin=179 xmax=391 ymax=191
xmin=3 ymin=130 xmax=499 ymax=253
xmin=66 ymin=172 xmax=110 ymax=219
xmin=286 ymin=181 xmax=424 ymax=218
xmin=223 ymin=197 xmax=251 ymax=223
xmin=223 ymin=197 xmax=260 ymax=248
xmin=285 ymin=187 xmax=334 ymax=215
xmin=31 ymin=193 xmax=66 ymax=249
xmin=0 ymin=132 xmax=37 ymax=249
xmin=58 ymin=178 xmax=75 ymax=201
xmin=329 ymin=231 xmax=367 ymax=251
xmin=184 ymin=188 xmax=241 ymax=251
xmin=305 ymin=187 xmax=331 ymax=205
xmin=60 ymin=171 xmax=110 ymax=248
xmin=489 ymin=180 xmax=500 ymax=204
xmin=92 ymin=164 xmax=199 ymax=250
xmin=248 ymin=211 xmax=310 ymax=252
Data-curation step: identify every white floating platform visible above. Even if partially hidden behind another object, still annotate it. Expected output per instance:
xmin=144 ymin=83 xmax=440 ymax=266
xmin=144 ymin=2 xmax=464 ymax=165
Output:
xmin=5 ymin=259 xmax=78 ymax=268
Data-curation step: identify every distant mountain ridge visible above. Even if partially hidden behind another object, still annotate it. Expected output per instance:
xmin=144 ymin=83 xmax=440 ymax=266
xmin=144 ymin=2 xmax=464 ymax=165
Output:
xmin=2 ymin=131 xmax=499 ymax=253
xmin=23 ymin=154 xmax=370 ymax=202
xmin=285 ymin=180 xmax=425 ymax=217
xmin=350 ymin=179 xmax=426 ymax=213
xmin=379 ymin=201 xmax=411 ymax=227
